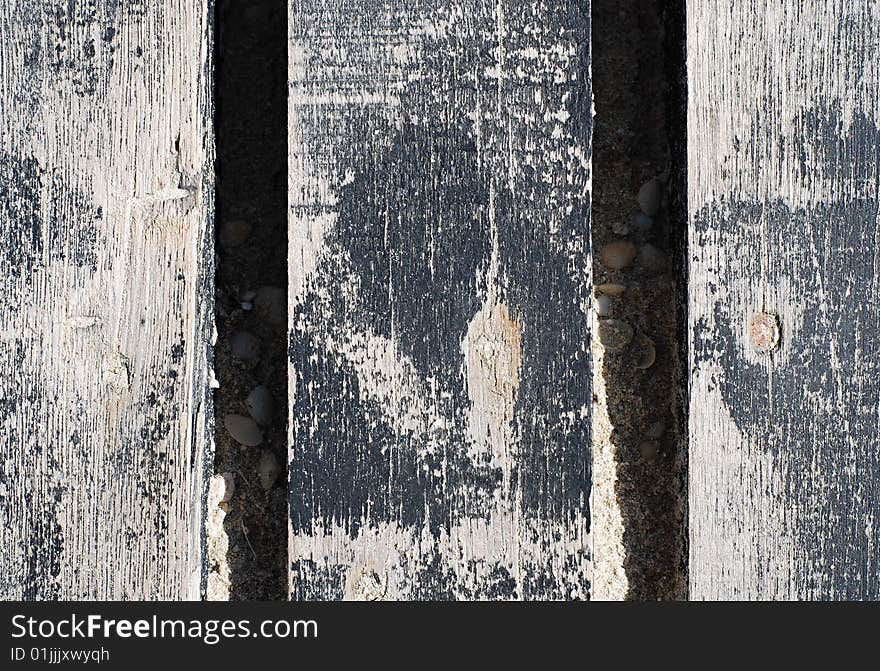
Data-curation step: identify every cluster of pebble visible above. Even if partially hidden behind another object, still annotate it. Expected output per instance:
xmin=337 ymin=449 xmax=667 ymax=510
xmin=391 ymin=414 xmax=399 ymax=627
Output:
xmin=215 ymin=220 xmax=287 ymax=501
xmin=595 ymin=177 xmax=668 ymax=373
xmin=218 ymin=395 xmax=282 ymax=499
xmin=223 ymin=328 xmax=283 ymax=491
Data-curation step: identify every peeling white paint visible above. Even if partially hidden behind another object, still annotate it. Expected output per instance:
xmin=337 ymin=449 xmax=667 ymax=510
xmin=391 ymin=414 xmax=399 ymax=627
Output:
xmin=462 ymin=300 xmax=522 ymax=486
xmin=291 ymin=506 xmax=591 ymax=601
xmin=0 ymin=1 xmax=213 ymax=599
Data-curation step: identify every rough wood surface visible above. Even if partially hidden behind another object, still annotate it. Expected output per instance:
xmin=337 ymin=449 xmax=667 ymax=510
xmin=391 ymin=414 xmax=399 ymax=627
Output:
xmin=688 ymin=0 xmax=880 ymax=599
xmin=288 ymin=0 xmax=593 ymax=600
xmin=0 ymin=1 xmax=214 ymax=599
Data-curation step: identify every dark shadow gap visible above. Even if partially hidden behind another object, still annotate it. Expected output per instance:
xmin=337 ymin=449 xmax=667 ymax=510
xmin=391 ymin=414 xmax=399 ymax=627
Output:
xmin=591 ymin=0 xmax=688 ymax=599
xmin=664 ymin=0 xmax=689 ymax=600
xmin=213 ymin=0 xmax=288 ymax=600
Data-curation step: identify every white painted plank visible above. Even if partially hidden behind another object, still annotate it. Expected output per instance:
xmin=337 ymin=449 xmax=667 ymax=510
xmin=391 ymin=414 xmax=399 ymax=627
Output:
xmin=288 ymin=0 xmax=593 ymax=600
xmin=0 ymin=1 xmax=214 ymax=599
xmin=688 ymin=0 xmax=880 ymax=599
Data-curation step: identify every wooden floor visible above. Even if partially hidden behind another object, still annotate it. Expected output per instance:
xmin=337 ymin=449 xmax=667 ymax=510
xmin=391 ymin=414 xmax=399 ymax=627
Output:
xmin=2 ymin=0 xmax=878 ymax=601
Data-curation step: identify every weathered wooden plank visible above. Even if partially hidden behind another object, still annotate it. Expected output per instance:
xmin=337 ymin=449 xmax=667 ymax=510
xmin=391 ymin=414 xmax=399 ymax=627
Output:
xmin=0 ymin=2 xmax=214 ymax=599
xmin=288 ymin=0 xmax=593 ymax=599
xmin=688 ymin=1 xmax=880 ymax=599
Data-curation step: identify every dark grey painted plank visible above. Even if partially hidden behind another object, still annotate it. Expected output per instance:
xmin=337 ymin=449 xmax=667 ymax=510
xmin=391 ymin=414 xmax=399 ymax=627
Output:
xmin=688 ymin=1 xmax=880 ymax=599
xmin=0 ymin=1 xmax=214 ymax=599
xmin=288 ymin=0 xmax=593 ymax=600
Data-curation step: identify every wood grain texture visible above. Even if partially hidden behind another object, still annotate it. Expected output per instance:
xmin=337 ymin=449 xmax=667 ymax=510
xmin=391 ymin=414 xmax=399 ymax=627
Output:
xmin=0 ymin=1 xmax=214 ymax=599
xmin=688 ymin=0 xmax=880 ymax=599
xmin=288 ymin=0 xmax=592 ymax=600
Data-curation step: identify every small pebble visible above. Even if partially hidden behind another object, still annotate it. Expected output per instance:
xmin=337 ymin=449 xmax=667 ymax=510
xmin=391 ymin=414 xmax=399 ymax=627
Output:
xmin=224 ymin=414 xmax=263 ymax=447
xmin=596 ymin=283 xmax=626 ymax=296
xmin=257 ymin=450 xmax=281 ymax=490
xmin=210 ymin=473 xmax=235 ymax=505
xmin=612 ymin=219 xmax=630 ymax=235
xmin=638 ymin=243 xmax=667 ymax=274
xmin=598 ymin=319 xmax=634 ymax=351
xmin=645 ymin=420 xmax=666 ymax=439
xmin=634 ymin=334 xmax=656 ymax=369
xmin=246 ymin=385 xmax=274 ymax=426
xmin=596 ymin=294 xmax=613 ymax=317
xmin=256 ymin=286 xmax=286 ymax=326
xmin=639 ymin=440 xmax=658 ymax=461
xmin=637 ymin=178 xmax=662 ymax=216
xmin=632 ymin=212 xmax=653 ymax=231
xmin=219 ymin=219 xmax=252 ymax=249
xmin=599 ymin=241 xmax=637 ymax=270
xmin=229 ymin=330 xmax=260 ymax=361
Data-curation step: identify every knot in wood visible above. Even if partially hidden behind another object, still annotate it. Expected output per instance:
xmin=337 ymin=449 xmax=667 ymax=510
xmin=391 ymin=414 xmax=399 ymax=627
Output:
xmin=748 ymin=312 xmax=779 ymax=353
